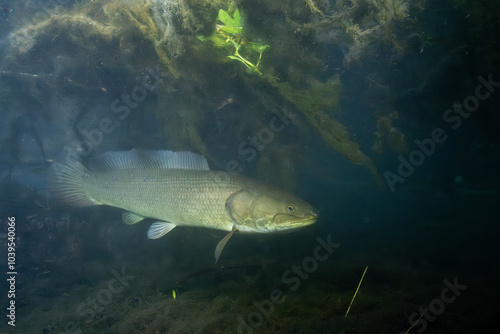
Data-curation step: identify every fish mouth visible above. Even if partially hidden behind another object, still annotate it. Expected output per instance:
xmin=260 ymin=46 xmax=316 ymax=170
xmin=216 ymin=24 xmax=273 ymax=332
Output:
xmin=273 ymin=209 xmax=319 ymax=227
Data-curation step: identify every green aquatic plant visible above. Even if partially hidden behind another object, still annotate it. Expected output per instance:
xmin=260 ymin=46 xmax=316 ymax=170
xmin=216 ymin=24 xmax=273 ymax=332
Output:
xmin=7 ymin=0 xmax=414 ymax=188
xmin=269 ymin=76 xmax=383 ymax=186
xmin=103 ymin=0 xmax=182 ymax=78
xmin=8 ymin=13 xmax=118 ymax=57
xmin=198 ymin=6 xmax=269 ymax=75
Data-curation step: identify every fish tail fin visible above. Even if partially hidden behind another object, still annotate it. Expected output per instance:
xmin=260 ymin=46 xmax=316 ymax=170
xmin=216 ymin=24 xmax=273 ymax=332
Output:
xmin=49 ymin=159 xmax=96 ymax=207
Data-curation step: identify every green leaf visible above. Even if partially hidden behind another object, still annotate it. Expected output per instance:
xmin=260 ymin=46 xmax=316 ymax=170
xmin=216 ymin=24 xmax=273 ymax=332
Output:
xmin=218 ymin=25 xmax=242 ymax=36
xmin=198 ymin=6 xmax=266 ymax=75
xmin=218 ymin=9 xmax=240 ymax=28
xmin=197 ymin=34 xmax=227 ymax=48
xmin=250 ymin=42 xmax=270 ymax=53
xmin=217 ymin=9 xmax=231 ymax=26
xmin=210 ymin=35 xmax=228 ymax=48
xmin=233 ymin=9 xmax=241 ymax=26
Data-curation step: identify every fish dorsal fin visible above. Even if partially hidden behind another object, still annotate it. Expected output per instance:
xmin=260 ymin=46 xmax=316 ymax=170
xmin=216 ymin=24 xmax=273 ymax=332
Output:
xmin=91 ymin=149 xmax=210 ymax=171
xmin=215 ymin=226 xmax=238 ymax=263
xmin=122 ymin=211 xmax=145 ymax=225
xmin=147 ymin=222 xmax=177 ymax=239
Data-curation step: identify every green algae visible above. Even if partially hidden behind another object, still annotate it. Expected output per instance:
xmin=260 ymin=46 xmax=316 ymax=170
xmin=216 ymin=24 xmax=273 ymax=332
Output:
xmin=5 ymin=0 xmax=423 ymax=186
xmin=270 ymin=76 xmax=383 ymax=185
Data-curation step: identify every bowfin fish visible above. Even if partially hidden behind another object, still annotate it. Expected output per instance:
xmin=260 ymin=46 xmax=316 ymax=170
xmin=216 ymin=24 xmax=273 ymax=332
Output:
xmin=50 ymin=150 xmax=318 ymax=262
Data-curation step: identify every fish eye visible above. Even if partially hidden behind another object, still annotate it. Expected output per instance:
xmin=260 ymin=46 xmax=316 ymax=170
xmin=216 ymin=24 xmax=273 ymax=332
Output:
xmin=286 ymin=204 xmax=295 ymax=213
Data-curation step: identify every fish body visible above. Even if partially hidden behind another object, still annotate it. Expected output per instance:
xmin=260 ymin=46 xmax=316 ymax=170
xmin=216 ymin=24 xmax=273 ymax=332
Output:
xmin=50 ymin=150 xmax=318 ymax=261
xmin=88 ymin=168 xmax=241 ymax=232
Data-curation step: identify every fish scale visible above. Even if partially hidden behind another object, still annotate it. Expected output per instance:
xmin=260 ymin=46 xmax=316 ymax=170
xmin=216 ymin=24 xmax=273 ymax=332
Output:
xmin=88 ymin=169 xmax=241 ymax=231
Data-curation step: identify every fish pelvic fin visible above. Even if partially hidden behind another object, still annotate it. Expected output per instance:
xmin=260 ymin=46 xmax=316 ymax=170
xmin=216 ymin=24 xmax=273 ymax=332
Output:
xmin=122 ymin=211 xmax=145 ymax=225
xmin=49 ymin=160 xmax=96 ymax=207
xmin=147 ymin=222 xmax=176 ymax=239
xmin=215 ymin=226 xmax=238 ymax=263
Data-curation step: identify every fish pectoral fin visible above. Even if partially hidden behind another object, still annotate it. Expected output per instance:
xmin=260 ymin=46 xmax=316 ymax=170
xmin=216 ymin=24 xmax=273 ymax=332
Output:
xmin=147 ymin=222 xmax=176 ymax=239
xmin=214 ymin=226 xmax=238 ymax=264
xmin=122 ymin=211 xmax=146 ymax=225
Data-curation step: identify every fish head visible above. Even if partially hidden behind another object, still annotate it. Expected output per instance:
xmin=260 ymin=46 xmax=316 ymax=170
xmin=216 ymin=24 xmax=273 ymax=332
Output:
xmin=225 ymin=186 xmax=318 ymax=233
